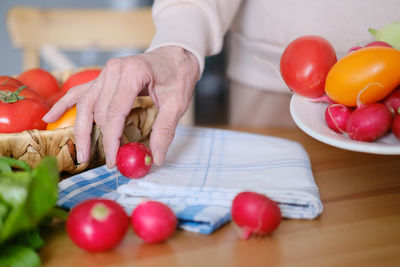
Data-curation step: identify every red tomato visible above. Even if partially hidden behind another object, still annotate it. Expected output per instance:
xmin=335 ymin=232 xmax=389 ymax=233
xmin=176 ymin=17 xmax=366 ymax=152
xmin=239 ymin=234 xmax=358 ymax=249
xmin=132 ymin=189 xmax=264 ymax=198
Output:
xmin=18 ymin=68 xmax=60 ymax=99
xmin=61 ymin=69 xmax=101 ymax=93
xmin=280 ymin=35 xmax=337 ymax=98
xmin=0 ymin=85 xmax=50 ymax=133
xmin=66 ymin=198 xmax=129 ymax=252
xmin=116 ymin=142 xmax=153 ymax=179
xmin=0 ymin=76 xmax=23 ymax=87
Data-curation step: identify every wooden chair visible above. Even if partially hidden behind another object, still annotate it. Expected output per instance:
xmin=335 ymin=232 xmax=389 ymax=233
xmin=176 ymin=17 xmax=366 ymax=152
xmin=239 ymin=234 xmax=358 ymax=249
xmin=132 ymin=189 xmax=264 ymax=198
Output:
xmin=6 ymin=6 xmax=195 ymax=125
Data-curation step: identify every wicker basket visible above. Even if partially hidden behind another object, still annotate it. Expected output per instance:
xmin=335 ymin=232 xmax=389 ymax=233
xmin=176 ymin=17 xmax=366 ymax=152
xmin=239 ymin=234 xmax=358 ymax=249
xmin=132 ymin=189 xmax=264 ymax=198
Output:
xmin=0 ymin=68 xmax=157 ymax=174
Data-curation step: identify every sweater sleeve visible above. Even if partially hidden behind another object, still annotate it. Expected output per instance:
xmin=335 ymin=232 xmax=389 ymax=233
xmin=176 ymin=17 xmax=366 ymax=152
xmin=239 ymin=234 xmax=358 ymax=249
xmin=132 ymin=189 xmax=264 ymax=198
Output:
xmin=146 ymin=0 xmax=242 ymax=78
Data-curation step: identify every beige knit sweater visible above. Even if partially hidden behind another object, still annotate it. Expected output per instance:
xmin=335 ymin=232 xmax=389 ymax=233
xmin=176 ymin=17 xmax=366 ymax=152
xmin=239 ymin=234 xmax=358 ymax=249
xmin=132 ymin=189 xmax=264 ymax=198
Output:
xmin=147 ymin=0 xmax=399 ymax=93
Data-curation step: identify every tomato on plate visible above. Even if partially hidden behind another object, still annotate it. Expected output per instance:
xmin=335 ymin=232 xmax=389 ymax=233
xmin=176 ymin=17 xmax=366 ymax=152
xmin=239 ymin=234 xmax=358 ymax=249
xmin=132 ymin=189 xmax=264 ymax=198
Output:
xmin=0 ymin=76 xmax=23 ymax=87
xmin=61 ymin=69 xmax=101 ymax=93
xmin=0 ymin=85 xmax=50 ymax=133
xmin=325 ymin=46 xmax=400 ymax=107
xmin=18 ymin=68 xmax=60 ymax=100
xmin=46 ymin=106 xmax=76 ymax=130
xmin=280 ymin=35 xmax=337 ymax=98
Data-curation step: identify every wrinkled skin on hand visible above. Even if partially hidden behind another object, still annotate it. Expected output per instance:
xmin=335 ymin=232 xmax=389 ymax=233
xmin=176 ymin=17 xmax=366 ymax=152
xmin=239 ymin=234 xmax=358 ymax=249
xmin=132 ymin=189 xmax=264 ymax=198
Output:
xmin=43 ymin=46 xmax=199 ymax=168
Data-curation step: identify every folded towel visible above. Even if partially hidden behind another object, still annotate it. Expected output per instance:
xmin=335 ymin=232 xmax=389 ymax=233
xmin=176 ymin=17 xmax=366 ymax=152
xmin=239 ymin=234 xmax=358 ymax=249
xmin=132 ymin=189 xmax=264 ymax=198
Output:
xmin=57 ymin=126 xmax=323 ymax=234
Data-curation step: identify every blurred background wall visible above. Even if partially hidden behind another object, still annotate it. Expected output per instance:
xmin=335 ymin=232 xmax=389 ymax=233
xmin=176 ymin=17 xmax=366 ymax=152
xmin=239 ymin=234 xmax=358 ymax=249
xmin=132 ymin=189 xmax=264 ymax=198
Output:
xmin=0 ymin=0 xmax=228 ymax=124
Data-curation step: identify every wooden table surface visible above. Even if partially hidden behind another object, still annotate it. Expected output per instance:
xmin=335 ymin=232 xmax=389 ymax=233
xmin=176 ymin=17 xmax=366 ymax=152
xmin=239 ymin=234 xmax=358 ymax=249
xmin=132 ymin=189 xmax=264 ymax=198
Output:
xmin=39 ymin=126 xmax=400 ymax=267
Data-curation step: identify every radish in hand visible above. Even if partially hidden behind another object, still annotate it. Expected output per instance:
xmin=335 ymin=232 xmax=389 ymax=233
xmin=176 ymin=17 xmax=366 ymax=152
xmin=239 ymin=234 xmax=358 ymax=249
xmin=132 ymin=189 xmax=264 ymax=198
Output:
xmin=116 ymin=142 xmax=153 ymax=178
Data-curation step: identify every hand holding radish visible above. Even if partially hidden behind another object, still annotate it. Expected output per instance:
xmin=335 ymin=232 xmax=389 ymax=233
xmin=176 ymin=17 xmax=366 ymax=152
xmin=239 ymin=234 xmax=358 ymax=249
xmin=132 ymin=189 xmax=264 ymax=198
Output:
xmin=43 ymin=46 xmax=199 ymax=168
xmin=116 ymin=142 xmax=153 ymax=179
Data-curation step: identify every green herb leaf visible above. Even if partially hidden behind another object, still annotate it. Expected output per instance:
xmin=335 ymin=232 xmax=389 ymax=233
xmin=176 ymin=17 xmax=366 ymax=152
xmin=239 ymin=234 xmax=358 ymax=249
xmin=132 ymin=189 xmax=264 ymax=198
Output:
xmin=0 ymin=245 xmax=41 ymax=267
xmin=9 ymin=229 xmax=45 ymax=250
xmin=0 ymin=156 xmax=59 ymax=243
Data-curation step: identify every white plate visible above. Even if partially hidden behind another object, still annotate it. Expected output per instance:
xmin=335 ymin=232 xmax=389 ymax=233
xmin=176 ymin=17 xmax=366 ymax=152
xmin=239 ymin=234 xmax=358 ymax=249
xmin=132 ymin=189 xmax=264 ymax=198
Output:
xmin=289 ymin=94 xmax=400 ymax=155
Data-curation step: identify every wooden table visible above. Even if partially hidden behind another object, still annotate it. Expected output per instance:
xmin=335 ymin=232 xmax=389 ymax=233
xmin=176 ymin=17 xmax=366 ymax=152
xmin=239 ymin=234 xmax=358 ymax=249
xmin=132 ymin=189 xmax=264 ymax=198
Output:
xmin=39 ymin=126 xmax=400 ymax=267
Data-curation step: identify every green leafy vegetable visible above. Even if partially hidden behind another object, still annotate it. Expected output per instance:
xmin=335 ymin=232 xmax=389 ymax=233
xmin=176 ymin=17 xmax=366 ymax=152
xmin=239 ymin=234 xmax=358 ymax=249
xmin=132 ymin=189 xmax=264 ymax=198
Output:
xmin=0 ymin=245 xmax=41 ymax=267
xmin=0 ymin=156 xmax=61 ymax=267
xmin=369 ymin=21 xmax=400 ymax=50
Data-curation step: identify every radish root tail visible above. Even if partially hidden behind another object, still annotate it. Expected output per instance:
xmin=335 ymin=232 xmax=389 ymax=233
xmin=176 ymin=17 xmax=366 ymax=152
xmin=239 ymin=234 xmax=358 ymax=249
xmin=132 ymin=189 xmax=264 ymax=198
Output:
xmin=254 ymin=56 xmax=285 ymax=84
xmin=356 ymin=82 xmax=384 ymax=107
xmin=327 ymin=104 xmax=348 ymax=135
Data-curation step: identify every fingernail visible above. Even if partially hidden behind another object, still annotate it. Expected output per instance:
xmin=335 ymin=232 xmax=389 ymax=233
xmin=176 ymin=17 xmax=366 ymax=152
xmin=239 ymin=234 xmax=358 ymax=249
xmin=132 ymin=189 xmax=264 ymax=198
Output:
xmin=153 ymin=149 xmax=164 ymax=166
xmin=106 ymin=156 xmax=115 ymax=169
xmin=42 ymin=112 xmax=50 ymax=122
xmin=77 ymin=150 xmax=83 ymax=164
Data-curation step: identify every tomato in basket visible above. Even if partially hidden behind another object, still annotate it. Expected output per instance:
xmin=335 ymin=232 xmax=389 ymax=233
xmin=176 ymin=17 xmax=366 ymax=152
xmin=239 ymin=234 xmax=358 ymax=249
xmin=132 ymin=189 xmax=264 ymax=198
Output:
xmin=0 ymin=76 xmax=23 ymax=87
xmin=61 ymin=69 xmax=101 ymax=93
xmin=18 ymin=68 xmax=60 ymax=100
xmin=0 ymin=84 xmax=50 ymax=133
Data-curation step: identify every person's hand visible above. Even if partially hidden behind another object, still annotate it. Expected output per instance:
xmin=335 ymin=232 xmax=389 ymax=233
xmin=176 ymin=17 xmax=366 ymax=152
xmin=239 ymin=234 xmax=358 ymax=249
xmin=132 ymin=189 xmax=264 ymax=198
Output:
xmin=43 ymin=46 xmax=199 ymax=168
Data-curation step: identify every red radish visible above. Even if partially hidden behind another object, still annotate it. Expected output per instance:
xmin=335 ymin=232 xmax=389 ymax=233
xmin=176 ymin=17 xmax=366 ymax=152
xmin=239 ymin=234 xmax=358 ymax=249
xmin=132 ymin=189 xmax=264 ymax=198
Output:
xmin=382 ymin=86 xmax=400 ymax=115
xmin=346 ymin=103 xmax=392 ymax=142
xmin=116 ymin=142 xmax=153 ymax=178
xmin=131 ymin=201 xmax=177 ymax=243
xmin=308 ymin=94 xmax=336 ymax=104
xmin=231 ymin=191 xmax=281 ymax=240
xmin=325 ymin=104 xmax=353 ymax=133
xmin=348 ymin=46 xmax=363 ymax=53
xmin=392 ymin=113 xmax=400 ymax=139
xmin=365 ymin=41 xmax=393 ymax=48
xmin=348 ymin=41 xmax=392 ymax=53
xmin=66 ymin=198 xmax=129 ymax=252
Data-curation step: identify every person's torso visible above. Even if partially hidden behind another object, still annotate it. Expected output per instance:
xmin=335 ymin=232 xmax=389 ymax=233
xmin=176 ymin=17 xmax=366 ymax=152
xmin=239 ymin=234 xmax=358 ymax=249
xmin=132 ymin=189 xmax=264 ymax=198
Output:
xmin=227 ymin=0 xmax=400 ymax=92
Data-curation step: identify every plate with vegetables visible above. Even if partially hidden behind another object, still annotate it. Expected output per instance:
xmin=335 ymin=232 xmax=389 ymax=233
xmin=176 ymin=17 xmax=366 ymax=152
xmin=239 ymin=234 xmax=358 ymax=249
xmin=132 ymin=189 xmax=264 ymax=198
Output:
xmin=281 ymin=25 xmax=400 ymax=154
xmin=290 ymin=94 xmax=400 ymax=154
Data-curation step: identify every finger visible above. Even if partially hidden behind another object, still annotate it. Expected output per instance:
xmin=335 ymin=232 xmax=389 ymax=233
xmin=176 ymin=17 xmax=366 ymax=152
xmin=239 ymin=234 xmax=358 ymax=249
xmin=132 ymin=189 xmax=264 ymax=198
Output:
xmin=102 ymin=60 xmax=143 ymax=168
xmin=93 ymin=59 xmax=122 ymax=127
xmin=42 ymin=83 xmax=90 ymax=122
xmin=149 ymin=103 xmax=181 ymax=166
xmin=73 ymin=73 xmax=105 ymax=163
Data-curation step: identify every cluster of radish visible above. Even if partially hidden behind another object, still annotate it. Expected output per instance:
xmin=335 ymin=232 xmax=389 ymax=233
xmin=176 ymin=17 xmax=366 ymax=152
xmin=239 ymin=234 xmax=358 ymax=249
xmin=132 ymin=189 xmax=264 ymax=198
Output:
xmin=66 ymin=142 xmax=283 ymax=252
xmin=280 ymin=35 xmax=400 ymax=142
xmin=66 ymin=198 xmax=178 ymax=252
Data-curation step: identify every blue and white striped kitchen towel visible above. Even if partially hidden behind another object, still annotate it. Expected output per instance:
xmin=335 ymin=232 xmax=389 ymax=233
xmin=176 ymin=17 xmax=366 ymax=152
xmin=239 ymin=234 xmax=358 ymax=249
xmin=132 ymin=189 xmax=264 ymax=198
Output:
xmin=57 ymin=126 xmax=323 ymax=234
